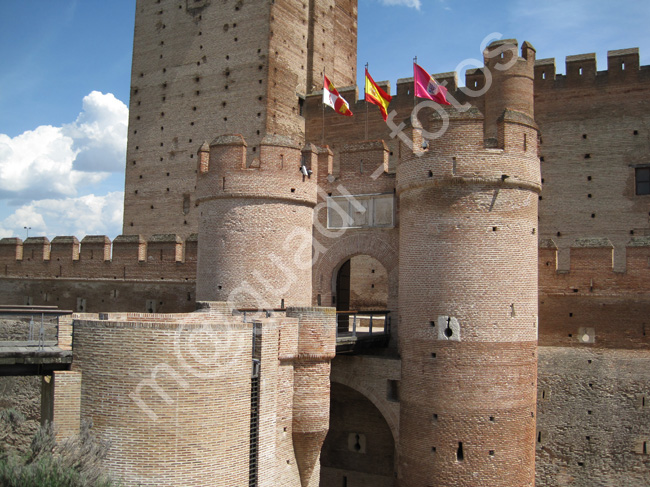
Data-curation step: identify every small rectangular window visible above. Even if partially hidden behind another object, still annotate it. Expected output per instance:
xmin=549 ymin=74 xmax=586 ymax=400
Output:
xmin=387 ymin=379 xmax=400 ymax=402
xmin=298 ymin=96 xmax=305 ymax=117
xmin=636 ymin=167 xmax=650 ymax=195
xmin=327 ymin=193 xmax=394 ymax=229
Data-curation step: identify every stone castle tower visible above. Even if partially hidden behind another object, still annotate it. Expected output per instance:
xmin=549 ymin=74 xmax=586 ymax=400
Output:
xmin=396 ymin=41 xmax=539 ymax=485
xmin=122 ymin=0 xmax=357 ymax=240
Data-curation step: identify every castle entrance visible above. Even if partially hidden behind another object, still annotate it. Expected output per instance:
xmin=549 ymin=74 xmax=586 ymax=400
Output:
xmin=319 ymin=382 xmax=396 ymax=487
xmin=334 ymin=255 xmax=389 ymax=335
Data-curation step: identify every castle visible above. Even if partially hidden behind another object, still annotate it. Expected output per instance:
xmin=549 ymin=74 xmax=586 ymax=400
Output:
xmin=1 ymin=1 xmax=649 ymax=486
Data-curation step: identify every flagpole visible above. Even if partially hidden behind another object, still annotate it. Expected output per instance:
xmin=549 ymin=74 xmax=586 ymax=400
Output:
xmin=413 ymin=56 xmax=417 ymax=111
xmin=365 ymin=63 xmax=369 ymax=141
xmin=322 ymin=72 xmax=325 ymax=146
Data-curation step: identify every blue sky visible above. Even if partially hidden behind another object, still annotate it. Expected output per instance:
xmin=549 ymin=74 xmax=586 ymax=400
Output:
xmin=0 ymin=0 xmax=648 ymax=240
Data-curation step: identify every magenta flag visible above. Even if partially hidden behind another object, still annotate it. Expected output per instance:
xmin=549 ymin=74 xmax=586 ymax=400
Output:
xmin=413 ymin=63 xmax=451 ymax=105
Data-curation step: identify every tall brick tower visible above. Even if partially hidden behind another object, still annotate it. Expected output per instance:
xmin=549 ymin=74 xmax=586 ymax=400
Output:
xmin=123 ymin=0 xmax=357 ymax=240
xmin=396 ymin=40 xmax=540 ymax=486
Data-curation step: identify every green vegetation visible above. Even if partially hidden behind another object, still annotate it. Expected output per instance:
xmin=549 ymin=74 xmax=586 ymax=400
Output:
xmin=0 ymin=409 xmax=119 ymax=487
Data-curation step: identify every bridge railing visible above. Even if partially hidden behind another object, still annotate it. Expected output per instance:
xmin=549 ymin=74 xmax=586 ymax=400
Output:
xmin=336 ymin=310 xmax=391 ymax=339
xmin=0 ymin=306 xmax=73 ymax=351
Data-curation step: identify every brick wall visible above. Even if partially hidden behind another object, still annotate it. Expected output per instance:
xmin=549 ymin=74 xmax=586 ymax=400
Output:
xmin=41 ymin=370 xmax=81 ymax=441
xmin=72 ymin=311 xmax=254 ymax=486
xmin=396 ymin=41 xmax=539 ymax=487
xmin=194 ymin=136 xmax=318 ymax=307
xmin=321 ymin=382 xmax=395 ymax=487
xmin=348 ymin=254 xmax=389 ymax=310
xmin=539 ymin=237 xmax=650 ymax=348
xmin=123 ymin=0 xmax=357 ymax=239
xmin=535 ymin=48 xmax=650 ymax=271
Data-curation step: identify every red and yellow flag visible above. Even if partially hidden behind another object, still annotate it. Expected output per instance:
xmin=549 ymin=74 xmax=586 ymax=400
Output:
xmin=323 ymin=75 xmax=353 ymax=117
xmin=364 ymin=68 xmax=392 ymax=121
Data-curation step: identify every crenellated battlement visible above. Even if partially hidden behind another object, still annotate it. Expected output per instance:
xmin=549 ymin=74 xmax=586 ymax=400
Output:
xmin=306 ymin=39 xmax=538 ymax=166
xmin=534 ymin=47 xmax=649 ymax=90
xmin=0 ymin=234 xmax=198 ymax=281
xmin=539 ymin=237 xmax=650 ymax=294
xmin=195 ymin=133 xmax=318 ymax=208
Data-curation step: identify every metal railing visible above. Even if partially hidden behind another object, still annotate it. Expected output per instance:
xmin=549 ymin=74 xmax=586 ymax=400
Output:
xmin=336 ymin=309 xmax=391 ymax=338
xmin=0 ymin=305 xmax=73 ymax=350
xmin=236 ymin=308 xmax=286 ymax=323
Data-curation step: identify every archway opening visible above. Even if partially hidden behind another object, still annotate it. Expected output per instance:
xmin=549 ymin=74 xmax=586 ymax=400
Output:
xmin=335 ymin=255 xmax=389 ymax=334
xmin=320 ymin=382 xmax=395 ymax=486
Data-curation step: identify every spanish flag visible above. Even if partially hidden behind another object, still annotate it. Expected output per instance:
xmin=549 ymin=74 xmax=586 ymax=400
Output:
xmin=364 ymin=68 xmax=392 ymax=121
xmin=323 ymin=75 xmax=353 ymax=117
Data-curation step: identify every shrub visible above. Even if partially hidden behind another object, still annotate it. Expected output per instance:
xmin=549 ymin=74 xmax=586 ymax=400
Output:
xmin=0 ymin=413 xmax=119 ymax=487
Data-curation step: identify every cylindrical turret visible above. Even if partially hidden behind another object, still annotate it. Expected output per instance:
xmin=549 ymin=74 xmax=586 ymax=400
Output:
xmin=195 ymin=136 xmax=318 ymax=309
xmin=286 ymin=306 xmax=337 ymax=487
xmin=484 ymin=39 xmax=535 ymax=141
xmin=396 ymin=41 xmax=540 ymax=487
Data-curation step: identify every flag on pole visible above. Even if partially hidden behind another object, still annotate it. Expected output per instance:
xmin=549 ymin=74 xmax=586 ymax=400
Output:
xmin=364 ymin=68 xmax=392 ymax=121
xmin=323 ymin=75 xmax=353 ymax=117
xmin=413 ymin=63 xmax=451 ymax=105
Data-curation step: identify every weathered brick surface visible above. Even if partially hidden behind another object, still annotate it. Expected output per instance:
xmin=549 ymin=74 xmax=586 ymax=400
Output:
xmin=536 ymin=347 xmax=650 ymax=486
xmin=73 ymin=312 xmax=254 ymax=487
xmin=41 ymin=370 xmax=81 ymax=441
xmin=348 ymin=255 xmax=389 ymax=310
xmin=66 ymin=303 xmax=336 ymax=487
xmin=123 ymin=0 xmax=356 ymax=240
xmin=195 ymin=136 xmax=317 ymax=307
xmin=286 ymin=306 xmax=336 ymax=487
xmin=535 ymin=48 xmax=650 ymax=271
xmin=396 ymin=43 xmax=539 ymax=487
xmin=539 ymin=238 xmax=650 ymax=349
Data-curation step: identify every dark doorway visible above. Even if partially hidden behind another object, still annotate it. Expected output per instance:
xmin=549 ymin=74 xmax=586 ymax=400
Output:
xmin=335 ymin=259 xmax=351 ymax=331
xmin=320 ymin=382 xmax=395 ymax=486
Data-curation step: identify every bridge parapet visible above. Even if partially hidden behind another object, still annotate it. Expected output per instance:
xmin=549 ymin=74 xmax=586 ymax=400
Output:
xmin=0 ymin=305 xmax=73 ymax=375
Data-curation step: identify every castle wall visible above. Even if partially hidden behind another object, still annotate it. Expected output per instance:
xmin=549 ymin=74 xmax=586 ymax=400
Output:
xmin=195 ymin=136 xmax=317 ymax=307
xmin=348 ymin=255 xmax=389 ymax=310
xmin=40 ymin=370 xmax=81 ymax=441
xmin=536 ymin=346 xmax=650 ymax=486
xmin=535 ymin=49 xmax=650 ymax=271
xmin=0 ymin=278 xmax=195 ymax=314
xmin=395 ymin=41 xmax=539 ymax=487
xmin=0 ymin=235 xmax=197 ymax=313
xmin=73 ymin=310 xmax=254 ymax=487
xmin=538 ymin=238 xmax=650 ymax=348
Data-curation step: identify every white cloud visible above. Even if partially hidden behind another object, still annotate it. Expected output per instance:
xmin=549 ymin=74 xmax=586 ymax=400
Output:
xmin=0 ymin=91 xmax=127 ymax=239
xmin=0 ymin=91 xmax=127 ymax=203
xmin=379 ymin=0 xmax=421 ymax=9
xmin=0 ymin=191 xmax=124 ymax=240
xmin=63 ymin=91 xmax=128 ymax=172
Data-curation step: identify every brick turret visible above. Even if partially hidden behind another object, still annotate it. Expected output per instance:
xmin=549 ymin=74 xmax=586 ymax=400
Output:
xmin=396 ymin=40 xmax=540 ymax=486
xmin=484 ymin=39 xmax=536 ymax=141
xmin=194 ymin=134 xmax=318 ymax=308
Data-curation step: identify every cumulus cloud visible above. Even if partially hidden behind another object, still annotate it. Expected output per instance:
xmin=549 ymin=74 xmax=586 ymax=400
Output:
xmin=379 ymin=0 xmax=421 ymax=9
xmin=0 ymin=91 xmax=127 ymax=239
xmin=0 ymin=91 xmax=127 ymax=203
xmin=0 ymin=191 xmax=124 ymax=240
xmin=64 ymin=91 xmax=128 ymax=172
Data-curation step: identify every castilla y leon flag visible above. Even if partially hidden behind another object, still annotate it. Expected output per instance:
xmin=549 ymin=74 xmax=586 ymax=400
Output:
xmin=413 ymin=63 xmax=451 ymax=105
xmin=364 ymin=68 xmax=392 ymax=121
xmin=323 ymin=75 xmax=353 ymax=117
